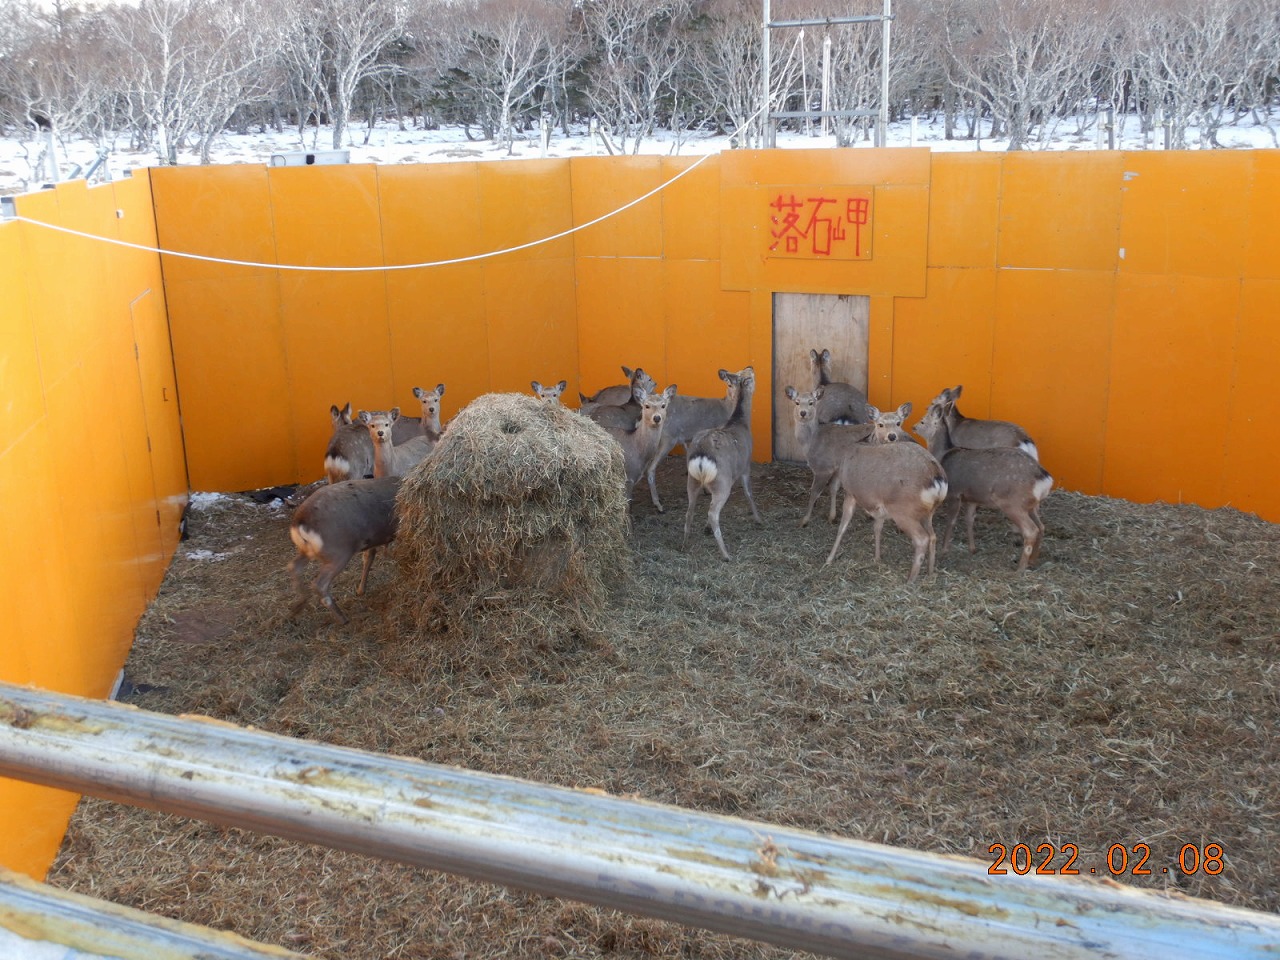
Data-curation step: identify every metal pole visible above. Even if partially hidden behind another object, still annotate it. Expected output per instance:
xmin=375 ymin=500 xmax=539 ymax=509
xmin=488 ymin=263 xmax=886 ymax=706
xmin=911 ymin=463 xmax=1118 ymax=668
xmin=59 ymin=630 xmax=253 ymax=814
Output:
xmin=2 ymin=684 xmax=1279 ymax=960
xmin=0 ymin=867 xmax=308 ymax=960
xmin=878 ymin=0 xmax=892 ymax=147
xmin=822 ymin=34 xmax=832 ymax=137
xmin=761 ymin=0 xmax=773 ymax=147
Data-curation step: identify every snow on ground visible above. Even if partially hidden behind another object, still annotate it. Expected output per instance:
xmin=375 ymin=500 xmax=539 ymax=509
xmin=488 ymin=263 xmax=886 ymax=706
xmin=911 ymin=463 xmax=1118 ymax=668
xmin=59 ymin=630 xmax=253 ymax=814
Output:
xmin=1 ymin=113 xmax=1276 ymax=197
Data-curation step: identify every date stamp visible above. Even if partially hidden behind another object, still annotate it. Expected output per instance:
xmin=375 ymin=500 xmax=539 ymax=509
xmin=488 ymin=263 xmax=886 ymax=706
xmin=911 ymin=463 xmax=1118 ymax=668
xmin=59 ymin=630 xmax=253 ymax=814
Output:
xmin=987 ymin=842 xmax=1225 ymax=877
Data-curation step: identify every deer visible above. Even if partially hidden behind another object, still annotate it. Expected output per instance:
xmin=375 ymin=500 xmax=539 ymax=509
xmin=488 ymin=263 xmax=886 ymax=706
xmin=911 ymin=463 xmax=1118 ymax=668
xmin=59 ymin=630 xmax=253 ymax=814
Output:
xmin=411 ymin=383 xmax=447 ymax=447
xmin=785 ymin=386 xmax=876 ymax=526
xmin=822 ymin=404 xmax=949 ymax=583
xmin=645 ymin=367 xmax=742 ymax=513
xmin=929 ymin=385 xmax=1039 ymax=461
xmin=585 ymin=367 xmax=658 ymax=431
xmin=358 ymin=409 xmax=435 ymax=478
xmin=324 ymin=402 xmax=375 ymax=485
xmin=682 ymin=367 xmax=760 ymax=560
xmin=603 ymin=384 xmax=677 ymax=500
xmin=914 ymin=399 xmax=1053 ymax=571
xmin=531 ymin=379 xmax=568 ymax=403
xmin=288 ymin=476 xmax=401 ymax=624
xmin=579 ymin=366 xmax=655 ymax=416
xmin=809 ymin=348 xmax=871 ymax=425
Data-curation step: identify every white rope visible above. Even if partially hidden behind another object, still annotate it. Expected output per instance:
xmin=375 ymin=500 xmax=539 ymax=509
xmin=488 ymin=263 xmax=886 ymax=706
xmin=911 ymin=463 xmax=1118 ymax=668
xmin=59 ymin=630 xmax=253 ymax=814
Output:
xmin=9 ymin=150 xmax=719 ymax=273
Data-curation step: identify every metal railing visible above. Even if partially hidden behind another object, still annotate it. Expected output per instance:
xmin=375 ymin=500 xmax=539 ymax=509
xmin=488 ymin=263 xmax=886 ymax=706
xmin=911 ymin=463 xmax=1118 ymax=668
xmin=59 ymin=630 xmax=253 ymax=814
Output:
xmin=1 ymin=682 xmax=1277 ymax=959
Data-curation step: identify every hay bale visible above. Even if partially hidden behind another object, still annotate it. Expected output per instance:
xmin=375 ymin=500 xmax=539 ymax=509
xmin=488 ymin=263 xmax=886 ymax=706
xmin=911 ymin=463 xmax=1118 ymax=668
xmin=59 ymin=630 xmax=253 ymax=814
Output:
xmin=385 ymin=392 xmax=630 ymax=658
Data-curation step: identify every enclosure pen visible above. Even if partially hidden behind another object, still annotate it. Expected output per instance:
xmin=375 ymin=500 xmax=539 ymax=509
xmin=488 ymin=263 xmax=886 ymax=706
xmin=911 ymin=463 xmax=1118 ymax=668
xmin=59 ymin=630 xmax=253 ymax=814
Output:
xmin=2 ymin=683 xmax=1277 ymax=960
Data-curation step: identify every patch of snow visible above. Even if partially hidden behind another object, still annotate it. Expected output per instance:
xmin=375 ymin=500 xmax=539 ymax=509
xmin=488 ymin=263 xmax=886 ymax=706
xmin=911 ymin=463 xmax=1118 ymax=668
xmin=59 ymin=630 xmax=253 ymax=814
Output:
xmin=185 ymin=548 xmax=230 ymax=561
xmin=188 ymin=492 xmax=227 ymax=508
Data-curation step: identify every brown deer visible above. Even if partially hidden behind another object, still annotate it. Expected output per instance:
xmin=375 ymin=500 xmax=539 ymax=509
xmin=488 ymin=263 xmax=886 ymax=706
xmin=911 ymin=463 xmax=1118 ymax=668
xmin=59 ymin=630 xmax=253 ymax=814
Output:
xmin=914 ymin=399 xmax=1053 ymax=571
xmin=411 ymin=383 xmax=447 ymax=446
xmin=531 ymin=379 xmax=568 ymax=403
xmin=358 ymin=409 xmax=434 ymax=478
xmin=579 ymin=366 xmax=655 ymax=416
xmin=785 ymin=386 xmax=875 ymax=525
xmin=930 ymin=385 xmax=1039 ymax=460
xmin=646 ymin=367 xmax=741 ymax=513
xmin=603 ymin=384 xmax=677 ymax=500
xmin=682 ymin=367 xmax=760 ymax=560
xmin=288 ymin=476 xmax=401 ymax=624
xmin=809 ymin=348 xmax=871 ymax=425
xmin=823 ymin=405 xmax=949 ymax=583
xmin=324 ymin=402 xmax=374 ymax=485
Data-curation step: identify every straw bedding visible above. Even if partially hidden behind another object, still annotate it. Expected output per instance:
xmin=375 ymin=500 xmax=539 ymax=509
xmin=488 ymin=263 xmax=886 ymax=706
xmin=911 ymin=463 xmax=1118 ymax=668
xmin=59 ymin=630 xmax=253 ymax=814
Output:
xmin=47 ymin=448 xmax=1280 ymax=959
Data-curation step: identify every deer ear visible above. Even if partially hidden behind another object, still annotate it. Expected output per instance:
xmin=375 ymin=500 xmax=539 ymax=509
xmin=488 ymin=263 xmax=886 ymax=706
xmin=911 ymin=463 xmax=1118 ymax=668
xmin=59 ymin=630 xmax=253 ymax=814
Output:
xmin=866 ymin=405 xmax=881 ymax=419
xmin=389 ymin=407 xmax=400 ymax=421
xmin=531 ymin=381 xmax=542 ymax=392
xmin=952 ymin=385 xmax=963 ymax=398
xmin=664 ymin=384 xmax=677 ymax=398
xmin=358 ymin=410 xmax=371 ymax=424
xmin=436 ymin=384 xmax=445 ymax=396
xmin=621 ymin=365 xmax=634 ymax=377
xmin=815 ymin=386 xmax=825 ymax=400
xmin=898 ymin=401 xmax=912 ymax=419
xmin=785 ymin=385 xmax=796 ymax=400
xmin=412 ymin=386 xmax=424 ymax=399
xmin=557 ymin=380 xmax=567 ymax=392
xmin=821 ymin=349 xmax=832 ymax=362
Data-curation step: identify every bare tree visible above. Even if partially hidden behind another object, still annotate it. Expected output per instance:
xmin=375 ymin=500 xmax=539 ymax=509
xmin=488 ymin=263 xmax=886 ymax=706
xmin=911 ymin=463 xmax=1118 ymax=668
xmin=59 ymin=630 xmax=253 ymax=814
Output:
xmin=682 ymin=0 xmax=768 ymax=146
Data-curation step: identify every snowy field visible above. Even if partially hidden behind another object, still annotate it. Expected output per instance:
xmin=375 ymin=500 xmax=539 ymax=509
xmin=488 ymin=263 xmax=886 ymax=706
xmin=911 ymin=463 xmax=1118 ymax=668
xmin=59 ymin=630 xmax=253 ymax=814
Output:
xmin=2 ymin=112 xmax=1277 ymax=197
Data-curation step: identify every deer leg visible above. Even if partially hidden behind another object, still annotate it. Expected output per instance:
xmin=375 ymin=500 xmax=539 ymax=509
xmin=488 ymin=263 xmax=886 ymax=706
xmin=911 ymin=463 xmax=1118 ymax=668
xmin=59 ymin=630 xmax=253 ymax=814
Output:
xmin=825 ymin=496 xmax=859 ymax=566
xmin=740 ymin=471 xmax=762 ymax=524
xmin=682 ymin=475 xmax=702 ymax=551
xmin=707 ymin=484 xmax=733 ymax=561
xmin=826 ymin=476 xmax=841 ymax=524
xmin=801 ymin=469 xmax=832 ymax=527
xmin=287 ymin=554 xmax=311 ymax=618
xmin=964 ymin=503 xmax=980 ymax=554
xmin=871 ymin=515 xmax=886 ymax=562
xmin=1012 ymin=511 xmax=1041 ymax=571
xmin=940 ymin=498 xmax=963 ymax=554
xmin=356 ymin=547 xmax=377 ymax=596
xmin=646 ymin=439 xmax=677 ymax=513
xmin=312 ymin=558 xmax=351 ymax=625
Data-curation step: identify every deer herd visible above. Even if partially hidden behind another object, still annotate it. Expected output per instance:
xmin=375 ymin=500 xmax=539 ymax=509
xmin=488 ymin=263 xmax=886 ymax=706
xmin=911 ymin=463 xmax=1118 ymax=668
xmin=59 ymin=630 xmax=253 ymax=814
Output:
xmin=288 ymin=348 xmax=1053 ymax=623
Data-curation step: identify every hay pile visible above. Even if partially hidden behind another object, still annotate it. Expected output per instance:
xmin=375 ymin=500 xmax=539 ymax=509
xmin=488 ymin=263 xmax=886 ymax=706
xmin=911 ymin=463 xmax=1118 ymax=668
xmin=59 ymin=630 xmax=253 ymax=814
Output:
xmin=384 ymin=393 xmax=630 ymax=658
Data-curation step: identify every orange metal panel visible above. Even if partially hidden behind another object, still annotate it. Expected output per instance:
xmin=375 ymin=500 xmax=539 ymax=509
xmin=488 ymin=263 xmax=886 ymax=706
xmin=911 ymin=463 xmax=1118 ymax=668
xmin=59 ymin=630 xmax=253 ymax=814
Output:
xmin=570 ymin=156 xmax=664 ymax=259
xmin=1117 ymin=152 xmax=1251 ymax=280
xmin=927 ymin=154 xmax=1000 ymax=268
xmin=164 ymin=275 xmax=293 ymax=491
xmin=1243 ymin=151 xmax=1280 ymax=281
xmin=998 ymin=153 xmax=1124 ymax=271
xmin=1103 ymin=273 xmax=1238 ymax=508
xmin=477 ymin=159 xmax=575 ymax=263
xmin=576 ymin=257 xmax=667 ymax=395
xmin=0 ymin=782 xmax=80 ymax=881
xmin=1224 ymin=278 xmax=1280 ymax=521
xmin=725 ymin=146 xmax=932 ymax=186
xmin=377 ymin=162 xmax=487 ymax=264
xmin=889 ymin=268 xmax=998 ymax=425
xmin=483 ymin=257 xmax=580 ymax=396
xmin=660 ymin=155 xmax=722 ymax=262
xmin=149 ymin=165 xmax=279 ymax=285
xmin=0 ymin=226 xmax=43 ymax=454
xmin=991 ymin=269 xmax=1115 ymax=494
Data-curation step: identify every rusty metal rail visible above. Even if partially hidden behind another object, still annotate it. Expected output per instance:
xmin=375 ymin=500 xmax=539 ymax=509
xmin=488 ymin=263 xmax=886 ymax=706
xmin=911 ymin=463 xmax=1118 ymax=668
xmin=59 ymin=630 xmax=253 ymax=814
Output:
xmin=1 ymin=682 xmax=1277 ymax=960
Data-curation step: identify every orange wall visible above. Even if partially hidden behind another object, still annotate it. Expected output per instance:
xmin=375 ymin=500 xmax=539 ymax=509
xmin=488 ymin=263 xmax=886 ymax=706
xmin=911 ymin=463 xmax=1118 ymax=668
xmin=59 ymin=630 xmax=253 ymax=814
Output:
xmin=0 ymin=175 xmax=187 ymax=878
xmin=150 ymin=149 xmax=1280 ymax=520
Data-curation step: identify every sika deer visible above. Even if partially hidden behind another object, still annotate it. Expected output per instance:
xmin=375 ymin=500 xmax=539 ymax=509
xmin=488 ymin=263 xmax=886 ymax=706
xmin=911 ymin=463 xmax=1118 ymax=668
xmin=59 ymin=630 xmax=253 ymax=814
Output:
xmin=930 ymin=385 xmax=1038 ymax=461
xmin=646 ymin=367 xmax=741 ymax=513
xmin=324 ymin=402 xmax=375 ymax=484
xmin=683 ymin=367 xmax=760 ymax=560
xmin=579 ymin=366 xmax=655 ymax=416
xmin=603 ymin=384 xmax=677 ymax=500
xmin=288 ymin=476 xmax=401 ymax=624
xmin=915 ymin=400 xmax=1053 ymax=571
xmin=785 ymin=386 xmax=875 ymax=525
xmin=359 ymin=408 xmax=434 ymax=478
xmin=824 ymin=406 xmax=949 ymax=583
xmin=532 ymin=380 xmax=568 ymax=403
xmin=809 ymin=348 xmax=871 ymax=425
xmin=411 ymin=383 xmax=447 ymax=447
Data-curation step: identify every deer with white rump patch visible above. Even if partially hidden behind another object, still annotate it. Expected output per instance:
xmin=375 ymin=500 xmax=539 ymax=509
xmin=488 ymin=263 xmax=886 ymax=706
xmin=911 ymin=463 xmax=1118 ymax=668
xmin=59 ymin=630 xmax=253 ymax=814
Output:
xmin=359 ymin=409 xmax=435 ymax=478
xmin=930 ymin=385 xmax=1039 ymax=460
xmin=823 ymin=403 xmax=949 ymax=583
xmin=324 ymin=402 xmax=374 ymax=485
xmin=288 ymin=476 xmax=401 ymax=624
xmin=914 ymin=399 xmax=1053 ymax=571
xmin=645 ymin=367 xmax=741 ymax=513
xmin=809 ymin=348 xmax=871 ymax=425
xmin=683 ymin=367 xmax=760 ymax=560
xmin=603 ymin=384 xmax=677 ymax=500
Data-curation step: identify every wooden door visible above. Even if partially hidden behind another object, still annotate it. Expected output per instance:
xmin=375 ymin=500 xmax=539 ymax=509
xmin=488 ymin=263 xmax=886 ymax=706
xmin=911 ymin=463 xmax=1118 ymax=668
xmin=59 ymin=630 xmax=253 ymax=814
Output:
xmin=772 ymin=293 xmax=870 ymax=462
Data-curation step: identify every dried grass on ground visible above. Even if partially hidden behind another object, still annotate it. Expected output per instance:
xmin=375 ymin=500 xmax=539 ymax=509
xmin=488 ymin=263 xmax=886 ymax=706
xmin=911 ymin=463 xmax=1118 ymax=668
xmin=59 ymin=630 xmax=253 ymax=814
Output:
xmin=49 ymin=459 xmax=1280 ymax=959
